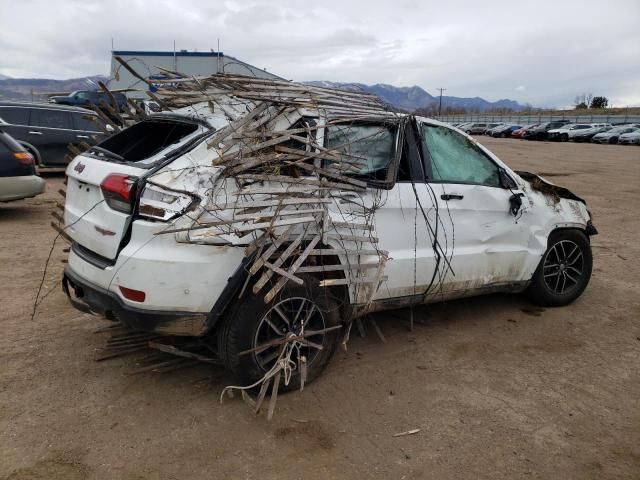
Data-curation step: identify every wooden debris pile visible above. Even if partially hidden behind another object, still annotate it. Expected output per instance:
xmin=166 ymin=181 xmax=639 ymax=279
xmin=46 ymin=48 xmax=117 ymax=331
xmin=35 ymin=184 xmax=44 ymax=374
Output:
xmin=147 ymin=73 xmax=400 ymax=415
xmin=93 ymin=322 xmax=219 ymax=374
xmin=152 ymin=73 xmax=396 ymax=310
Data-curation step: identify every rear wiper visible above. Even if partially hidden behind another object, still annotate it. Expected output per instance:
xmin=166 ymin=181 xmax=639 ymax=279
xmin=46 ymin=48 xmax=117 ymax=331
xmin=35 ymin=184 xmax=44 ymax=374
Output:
xmin=89 ymin=146 xmax=125 ymax=162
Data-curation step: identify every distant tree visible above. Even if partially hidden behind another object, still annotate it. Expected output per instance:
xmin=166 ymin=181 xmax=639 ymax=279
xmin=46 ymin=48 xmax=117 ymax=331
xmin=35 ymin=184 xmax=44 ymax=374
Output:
xmin=590 ymin=96 xmax=608 ymax=109
xmin=574 ymin=93 xmax=593 ymax=109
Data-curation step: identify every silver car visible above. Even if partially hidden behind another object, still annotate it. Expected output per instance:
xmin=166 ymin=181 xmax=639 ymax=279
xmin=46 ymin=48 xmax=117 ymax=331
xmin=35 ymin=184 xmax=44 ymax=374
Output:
xmin=591 ymin=126 xmax=638 ymax=144
xmin=617 ymin=130 xmax=640 ymax=145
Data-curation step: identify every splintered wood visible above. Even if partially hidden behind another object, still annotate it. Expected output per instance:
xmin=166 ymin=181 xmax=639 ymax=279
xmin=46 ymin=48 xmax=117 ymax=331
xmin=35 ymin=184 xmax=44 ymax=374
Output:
xmin=146 ymin=72 xmax=397 ymax=418
xmin=151 ymin=73 xmax=393 ymax=310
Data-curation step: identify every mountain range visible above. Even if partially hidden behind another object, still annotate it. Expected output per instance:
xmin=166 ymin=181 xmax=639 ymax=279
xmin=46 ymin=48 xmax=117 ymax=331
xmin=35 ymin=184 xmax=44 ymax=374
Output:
xmin=0 ymin=74 xmax=525 ymax=112
xmin=305 ymin=81 xmax=525 ymax=112
xmin=0 ymin=75 xmax=109 ymax=101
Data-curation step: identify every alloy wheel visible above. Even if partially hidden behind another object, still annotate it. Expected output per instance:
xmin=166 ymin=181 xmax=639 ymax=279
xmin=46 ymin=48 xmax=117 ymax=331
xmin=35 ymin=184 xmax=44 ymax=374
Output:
xmin=543 ymin=240 xmax=585 ymax=294
xmin=253 ymin=297 xmax=326 ymax=372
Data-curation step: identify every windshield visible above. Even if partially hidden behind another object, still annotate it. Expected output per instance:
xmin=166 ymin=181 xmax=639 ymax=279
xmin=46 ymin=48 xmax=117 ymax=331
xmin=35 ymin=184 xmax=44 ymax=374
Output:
xmin=609 ymin=126 xmax=632 ymax=134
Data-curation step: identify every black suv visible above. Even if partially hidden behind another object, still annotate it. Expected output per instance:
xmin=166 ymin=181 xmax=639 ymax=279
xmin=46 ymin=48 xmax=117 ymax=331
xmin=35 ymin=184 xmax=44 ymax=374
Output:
xmin=0 ymin=102 xmax=108 ymax=167
xmin=523 ymin=120 xmax=572 ymax=141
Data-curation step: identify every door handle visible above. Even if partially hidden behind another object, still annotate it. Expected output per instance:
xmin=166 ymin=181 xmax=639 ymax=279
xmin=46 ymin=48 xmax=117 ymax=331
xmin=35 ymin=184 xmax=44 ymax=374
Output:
xmin=76 ymin=135 xmax=90 ymax=139
xmin=441 ymin=194 xmax=464 ymax=201
xmin=28 ymin=131 xmax=42 ymax=135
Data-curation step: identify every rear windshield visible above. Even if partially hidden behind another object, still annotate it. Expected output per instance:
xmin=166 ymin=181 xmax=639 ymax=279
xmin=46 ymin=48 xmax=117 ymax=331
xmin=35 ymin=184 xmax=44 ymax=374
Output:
xmin=91 ymin=118 xmax=200 ymax=165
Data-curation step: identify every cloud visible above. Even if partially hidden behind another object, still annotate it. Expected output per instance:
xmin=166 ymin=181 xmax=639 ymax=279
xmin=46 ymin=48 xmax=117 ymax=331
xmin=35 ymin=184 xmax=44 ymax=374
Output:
xmin=1 ymin=0 xmax=639 ymax=106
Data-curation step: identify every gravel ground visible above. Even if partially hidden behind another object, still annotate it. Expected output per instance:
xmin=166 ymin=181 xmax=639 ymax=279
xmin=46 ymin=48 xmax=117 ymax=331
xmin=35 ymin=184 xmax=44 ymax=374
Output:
xmin=1 ymin=138 xmax=639 ymax=480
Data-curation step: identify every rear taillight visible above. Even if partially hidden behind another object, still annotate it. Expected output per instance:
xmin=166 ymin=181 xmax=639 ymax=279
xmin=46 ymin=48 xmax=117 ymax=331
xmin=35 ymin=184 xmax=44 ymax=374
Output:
xmin=138 ymin=183 xmax=196 ymax=221
xmin=100 ymin=173 xmax=138 ymax=213
xmin=14 ymin=152 xmax=34 ymax=165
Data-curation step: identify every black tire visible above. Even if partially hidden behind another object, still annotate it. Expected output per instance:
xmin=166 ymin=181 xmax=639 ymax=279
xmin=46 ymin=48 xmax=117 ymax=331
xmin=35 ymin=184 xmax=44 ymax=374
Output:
xmin=560 ymin=133 xmax=568 ymax=142
xmin=217 ymin=275 xmax=342 ymax=391
xmin=528 ymin=229 xmax=592 ymax=307
xmin=609 ymin=137 xmax=618 ymax=144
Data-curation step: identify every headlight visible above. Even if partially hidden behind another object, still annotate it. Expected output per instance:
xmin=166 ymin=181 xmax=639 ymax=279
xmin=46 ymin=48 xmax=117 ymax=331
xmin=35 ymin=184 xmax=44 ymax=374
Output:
xmin=138 ymin=183 xmax=198 ymax=221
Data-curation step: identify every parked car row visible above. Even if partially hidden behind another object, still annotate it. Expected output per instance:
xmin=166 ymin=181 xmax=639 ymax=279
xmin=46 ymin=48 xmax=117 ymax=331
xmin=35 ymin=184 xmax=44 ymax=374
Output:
xmin=0 ymin=101 xmax=109 ymax=167
xmin=452 ymin=121 xmax=640 ymax=144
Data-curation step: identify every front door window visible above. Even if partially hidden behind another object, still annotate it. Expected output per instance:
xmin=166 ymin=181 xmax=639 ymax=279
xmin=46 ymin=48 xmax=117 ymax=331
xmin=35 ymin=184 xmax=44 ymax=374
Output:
xmin=422 ymin=124 xmax=500 ymax=187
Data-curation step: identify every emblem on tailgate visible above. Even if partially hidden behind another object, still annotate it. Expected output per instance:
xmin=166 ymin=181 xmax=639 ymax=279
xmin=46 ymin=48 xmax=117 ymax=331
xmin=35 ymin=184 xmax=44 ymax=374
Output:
xmin=74 ymin=162 xmax=86 ymax=173
xmin=94 ymin=226 xmax=115 ymax=236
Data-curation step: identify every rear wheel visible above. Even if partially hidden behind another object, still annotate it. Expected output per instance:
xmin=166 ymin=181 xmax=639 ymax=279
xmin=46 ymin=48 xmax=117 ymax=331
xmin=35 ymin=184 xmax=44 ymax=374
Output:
xmin=609 ymin=137 xmax=618 ymax=144
xmin=528 ymin=230 xmax=592 ymax=306
xmin=217 ymin=275 xmax=342 ymax=391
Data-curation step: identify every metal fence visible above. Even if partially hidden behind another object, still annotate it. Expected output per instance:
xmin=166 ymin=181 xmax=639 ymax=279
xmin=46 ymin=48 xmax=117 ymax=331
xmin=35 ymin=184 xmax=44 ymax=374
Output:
xmin=434 ymin=113 xmax=640 ymax=125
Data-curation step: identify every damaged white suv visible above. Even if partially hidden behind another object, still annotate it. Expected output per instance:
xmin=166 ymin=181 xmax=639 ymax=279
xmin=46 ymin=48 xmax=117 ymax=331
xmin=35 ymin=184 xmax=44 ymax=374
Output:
xmin=62 ymin=78 xmax=596 ymax=388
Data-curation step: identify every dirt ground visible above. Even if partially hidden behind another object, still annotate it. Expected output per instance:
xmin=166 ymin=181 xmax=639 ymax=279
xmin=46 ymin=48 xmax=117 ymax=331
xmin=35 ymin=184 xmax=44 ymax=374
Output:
xmin=1 ymin=138 xmax=639 ymax=480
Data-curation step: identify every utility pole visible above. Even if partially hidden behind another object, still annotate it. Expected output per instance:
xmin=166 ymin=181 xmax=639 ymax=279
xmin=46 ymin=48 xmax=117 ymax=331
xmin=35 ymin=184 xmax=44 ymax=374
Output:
xmin=437 ymin=88 xmax=446 ymax=117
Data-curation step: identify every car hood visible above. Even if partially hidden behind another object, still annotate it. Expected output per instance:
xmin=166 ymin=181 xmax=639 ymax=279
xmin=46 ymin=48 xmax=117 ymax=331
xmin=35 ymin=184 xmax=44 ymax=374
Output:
xmin=516 ymin=171 xmax=586 ymax=204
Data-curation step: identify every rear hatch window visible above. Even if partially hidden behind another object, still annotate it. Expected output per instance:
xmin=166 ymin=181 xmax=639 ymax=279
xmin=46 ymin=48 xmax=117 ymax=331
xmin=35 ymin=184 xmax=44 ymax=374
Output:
xmin=87 ymin=117 xmax=203 ymax=167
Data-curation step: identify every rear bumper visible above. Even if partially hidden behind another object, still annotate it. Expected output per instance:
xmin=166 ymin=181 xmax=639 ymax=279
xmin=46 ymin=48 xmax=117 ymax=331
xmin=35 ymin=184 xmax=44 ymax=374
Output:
xmin=63 ymin=267 xmax=209 ymax=336
xmin=0 ymin=175 xmax=45 ymax=202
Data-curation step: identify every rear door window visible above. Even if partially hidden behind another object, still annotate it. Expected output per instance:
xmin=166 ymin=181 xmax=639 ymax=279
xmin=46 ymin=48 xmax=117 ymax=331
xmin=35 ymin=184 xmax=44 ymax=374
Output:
xmin=0 ymin=107 xmax=30 ymax=126
xmin=325 ymin=123 xmax=396 ymax=182
xmin=30 ymin=109 xmax=73 ymax=129
xmin=422 ymin=124 xmax=500 ymax=187
xmin=73 ymin=113 xmax=104 ymax=132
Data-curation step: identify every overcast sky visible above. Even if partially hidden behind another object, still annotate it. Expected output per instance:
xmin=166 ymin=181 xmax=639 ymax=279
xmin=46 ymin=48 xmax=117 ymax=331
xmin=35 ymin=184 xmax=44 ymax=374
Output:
xmin=1 ymin=0 xmax=638 ymax=107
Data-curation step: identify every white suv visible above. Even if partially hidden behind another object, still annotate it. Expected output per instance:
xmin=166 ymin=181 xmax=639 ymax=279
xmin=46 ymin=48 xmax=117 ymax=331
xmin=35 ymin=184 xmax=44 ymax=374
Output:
xmin=62 ymin=80 xmax=596 ymax=388
xmin=547 ymin=123 xmax=597 ymax=142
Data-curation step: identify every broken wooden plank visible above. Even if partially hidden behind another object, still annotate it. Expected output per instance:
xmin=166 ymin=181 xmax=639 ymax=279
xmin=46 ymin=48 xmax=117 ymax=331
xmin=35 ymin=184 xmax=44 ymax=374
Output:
xmin=325 ymin=233 xmax=379 ymax=243
xmin=307 ymin=248 xmax=383 ymax=256
xmin=148 ymin=342 xmax=218 ymax=364
xmin=50 ymin=221 xmax=73 ymax=243
xmin=262 ymin=261 xmax=304 ymax=286
xmin=296 ymin=263 xmax=378 ymax=273
xmin=318 ymin=276 xmax=388 ymax=287
xmin=263 ymin=234 xmax=321 ymax=303
xmin=267 ymin=370 xmax=281 ymax=421
xmin=236 ymin=174 xmax=364 ymax=192
xmin=253 ymin=229 xmax=307 ymax=293
xmin=207 ymin=198 xmax=332 ymax=211
xmin=249 ymin=225 xmax=294 ymax=275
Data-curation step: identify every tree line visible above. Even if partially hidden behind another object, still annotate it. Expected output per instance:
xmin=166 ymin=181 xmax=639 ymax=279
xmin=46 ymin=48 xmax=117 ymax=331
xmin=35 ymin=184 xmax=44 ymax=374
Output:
xmin=573 ymin=93 xmax=608 ymax=110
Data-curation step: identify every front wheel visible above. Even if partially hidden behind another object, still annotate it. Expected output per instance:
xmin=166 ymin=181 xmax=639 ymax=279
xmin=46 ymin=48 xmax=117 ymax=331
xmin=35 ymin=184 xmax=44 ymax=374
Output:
xmin=216 ymin=276 xmax=342 ymax=391
xmin=528 ymin=230 xmax=592 ymax=307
